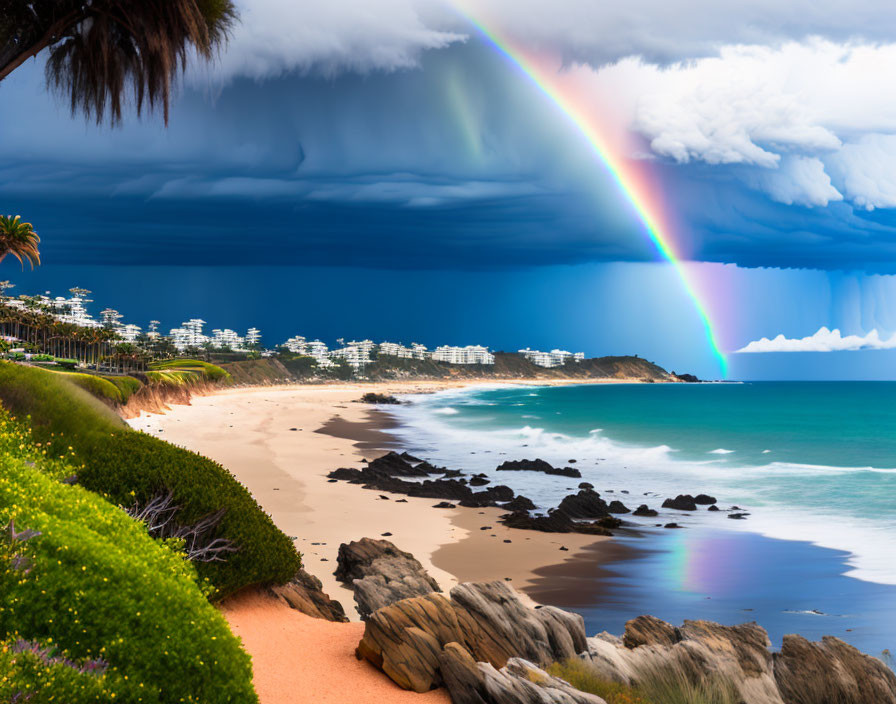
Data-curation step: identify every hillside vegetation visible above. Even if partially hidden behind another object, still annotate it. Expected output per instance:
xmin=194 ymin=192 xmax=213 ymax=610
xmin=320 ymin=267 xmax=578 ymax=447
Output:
xmin=0 ymin=362 xmax=300 ymax=598
xmin=222 ymin=352 xmax=673 ymax=384
xmin=0 ymin=407 xmax=257 ymax=703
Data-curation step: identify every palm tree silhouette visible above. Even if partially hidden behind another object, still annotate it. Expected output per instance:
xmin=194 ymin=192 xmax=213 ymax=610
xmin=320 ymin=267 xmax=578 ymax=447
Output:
xmin=0 ymin=1 xmax=237 ymax=125
xmin=0 ymin=215 xmax=40 ymax=269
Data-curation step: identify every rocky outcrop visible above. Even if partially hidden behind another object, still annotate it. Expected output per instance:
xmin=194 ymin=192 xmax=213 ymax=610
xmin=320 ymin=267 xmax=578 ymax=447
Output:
xmin=694 ymin=494 xmax=718 ymax=505
xmin=265 ymin=567 xmax=348 ymax=622
xmin=773 ymin=634 xmax=896 ymax=704
xmin=607 ymin=500 xmax=630 ymax=514
xmin=496 ymin=459 xmax=582 ymax=479
xmin=582 ymin=616 xmax=780 ymax=704
xmin=499 ymin=510 xmax=612 ymax=535
xmin=440 ymin=645 xmax=605 ymax=704
xmin=632 ymin=504 xmax=658 ymax=517
xmin=556 ymin=489 xmax=611 ymax=519
xmin=356 ymin=581 xmax=587 ymax=693
xmin=662 ymin=494 xmax=698 ymax=511
xmin=502 ymin=495 xmax=537 ymax=512
xmin=328 ymin=453 xmax=522 ymax=509
xmin=335 ymin=538 xmax=441 ymax=619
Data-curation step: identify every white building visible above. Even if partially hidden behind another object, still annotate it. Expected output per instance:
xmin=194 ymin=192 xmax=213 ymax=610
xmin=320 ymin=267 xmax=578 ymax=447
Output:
xmin=169 ymin=319 xmax=208 ymax=351
xmin=432 ymin=345 xmax=494 ymax=365
xmin=280 ymin=335 xmax=334 ymax=367
xmin=378 ymin=342 xmax=414 ymax=358
xmin=246 ymin=328 xmax=262 ymax=348
xmin=519 ymin=348 xmax=586 ymax=368
xmin=118 ymin=324 xmax=142 ymax=343
xmin=330 ymin=339 xmax=375 ymax=371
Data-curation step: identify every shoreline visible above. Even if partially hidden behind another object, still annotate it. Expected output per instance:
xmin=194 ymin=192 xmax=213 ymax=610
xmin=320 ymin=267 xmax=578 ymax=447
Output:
xmin=127 ymin=378 xmax=619 ymax=616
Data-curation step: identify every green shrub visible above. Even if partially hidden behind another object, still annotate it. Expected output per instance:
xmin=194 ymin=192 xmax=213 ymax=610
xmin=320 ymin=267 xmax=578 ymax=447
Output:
xmin=55 ymin=358 xmax=78 ymax=370
xmin=145 ymin=369 xmax=201 ymax=386
xmin=81 ymin=432 xmax=300 ymax=597
xmin=0 ymin=640 xmax=133 ymax=703
xmin=63 ymin=372 xmax=124 ymax=404
xmin=0 ymin=362 xmax=300 ymax=599
xmin=0 ymin=441 xmax=258 ymax=703
xmin=103 ymin=374 xmax=144 ymax=403
xmin=150 ymin=359 xmax=231 ymax=383
xmin=30 ymin=354 xmax=54 ymax=362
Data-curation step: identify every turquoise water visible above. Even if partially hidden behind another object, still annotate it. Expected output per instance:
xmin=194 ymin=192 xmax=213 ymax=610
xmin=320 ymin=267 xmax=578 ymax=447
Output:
xmin=385 ymin=381 xmax=896 ymax=654
xmin=388 ymin=382 xmax=896 ymax=586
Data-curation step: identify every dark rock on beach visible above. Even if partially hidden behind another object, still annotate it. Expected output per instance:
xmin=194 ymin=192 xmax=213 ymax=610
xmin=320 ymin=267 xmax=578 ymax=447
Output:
xmin=500 ymin=510 xmax=613 ymax=536
xmin=334 ymin=538 xmax=441 ymax=620
xmin=468 ymin=476 xmax=490 ymax=486
xmin=557 ymin=488 xmax=611 ymax=519
xmin=359 ymin=392 xmax=402 ymax=404
xmin=633 ymin=504 xmax=658 ymax=517
xmin=433 ymin=502 xmax=456 ymax=509
xmin=607 ymin=500 xmax=631 ymax=514
xmin=266 ymin=567 xmax=349 ymax=622
xmin=502 ymin=495 xmax=537 ymax=512
xmin=496 ymin=458 xmax=582 ymax=478
xmin=694 ymin=493 xmax=718 ymax=505
xmin=662 ymin=494 xmax=699 ymax=511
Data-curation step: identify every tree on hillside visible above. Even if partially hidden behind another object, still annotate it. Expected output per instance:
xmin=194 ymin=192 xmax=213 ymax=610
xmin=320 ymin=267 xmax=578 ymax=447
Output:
xmin=0 ymin=0 xmax=237 ymax=124
xmin=0 ymin=215 xmax=40 ymax=269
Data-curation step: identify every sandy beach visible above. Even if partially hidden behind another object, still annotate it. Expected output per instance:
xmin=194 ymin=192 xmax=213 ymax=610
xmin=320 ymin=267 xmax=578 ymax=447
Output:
xmin=128 ymin=380 xmax=615 ymax=613
xmin=128 ymin=379 xmax=623 ymax=704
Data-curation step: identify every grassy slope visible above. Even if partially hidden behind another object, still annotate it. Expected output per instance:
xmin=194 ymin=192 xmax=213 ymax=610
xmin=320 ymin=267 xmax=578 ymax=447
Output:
xmin=0 ymin=362 xmax=300 ymax=598
xmin=0 ymin=411 xmax=257 ymax=703
xmin=222 ymin=353 xmax=672 ymax=384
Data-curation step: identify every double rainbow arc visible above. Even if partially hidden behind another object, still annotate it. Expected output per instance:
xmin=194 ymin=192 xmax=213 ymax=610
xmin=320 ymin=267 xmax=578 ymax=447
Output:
xmin=455 ymin=7 xmax=728 ymax=378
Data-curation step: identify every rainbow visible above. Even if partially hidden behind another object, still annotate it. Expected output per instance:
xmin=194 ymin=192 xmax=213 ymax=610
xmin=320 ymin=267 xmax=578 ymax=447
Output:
xmin=453 ymin=6 xmax=729 ymax=378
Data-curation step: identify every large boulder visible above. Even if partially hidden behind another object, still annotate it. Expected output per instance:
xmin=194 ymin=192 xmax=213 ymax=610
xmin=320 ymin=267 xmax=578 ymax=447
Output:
xmin=265 ymin=567 xmax=348 ymax=622
xmin=662 ymin=494 xmax=698 ymax=511
xmin=357 ymin=593 xmax=464 ymax=692
xmin=356 ymin=581 xmax=587 ymax=693
xmin=584 ymin=616 xmax=784 ymax=704
xmin=773 ymin=634 xmax=896 ymax=704
xmin=556 ymin=489 xmax=611 ymax=519
xmin=450 ymin=581 xmax=587 ymax=667
xmin=335 ymin=538 xmax=441 ymax=619
xmin=440 ymin=644 xmax=606 ymax=704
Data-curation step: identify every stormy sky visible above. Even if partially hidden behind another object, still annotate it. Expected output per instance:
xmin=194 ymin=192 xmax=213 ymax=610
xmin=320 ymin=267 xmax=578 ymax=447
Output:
xmin=5 ymin=0 xmax=896 ymax=378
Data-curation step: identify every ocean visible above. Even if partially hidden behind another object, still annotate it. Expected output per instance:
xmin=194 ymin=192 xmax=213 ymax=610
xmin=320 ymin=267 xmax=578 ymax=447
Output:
xmin=384 ymin=381 xmax=896 ymax=655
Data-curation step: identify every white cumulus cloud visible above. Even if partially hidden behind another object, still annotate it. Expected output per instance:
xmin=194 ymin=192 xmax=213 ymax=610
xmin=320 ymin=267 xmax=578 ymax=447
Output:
xmin=737 ymin=326 xmax=896 ymax=353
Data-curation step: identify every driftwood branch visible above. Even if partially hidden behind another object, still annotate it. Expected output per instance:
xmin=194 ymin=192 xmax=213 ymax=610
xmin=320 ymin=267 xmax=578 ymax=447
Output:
xmin=124 ymin=492 xmax=238 ymax=563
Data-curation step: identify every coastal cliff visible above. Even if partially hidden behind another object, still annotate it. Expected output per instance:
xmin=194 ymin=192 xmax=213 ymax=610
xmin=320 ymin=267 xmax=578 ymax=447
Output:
xmin=221 ymin=352 xmax=678 ymax=385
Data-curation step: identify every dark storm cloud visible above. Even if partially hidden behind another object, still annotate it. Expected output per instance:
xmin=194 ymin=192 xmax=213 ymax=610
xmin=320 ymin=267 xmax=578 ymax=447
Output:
xmin=3 ymin=41 xmax=896 ymax=272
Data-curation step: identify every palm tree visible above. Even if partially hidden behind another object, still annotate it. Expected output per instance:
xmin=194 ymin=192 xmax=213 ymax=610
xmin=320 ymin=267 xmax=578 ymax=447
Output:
xmin=0 ymin=215 xmax=40 ymax=269
xmin=0 ymin=1 xmax=237 ymax=125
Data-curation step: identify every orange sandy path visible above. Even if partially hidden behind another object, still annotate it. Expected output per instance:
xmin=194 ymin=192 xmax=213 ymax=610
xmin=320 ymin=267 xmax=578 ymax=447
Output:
xmin=222 ymin=591 xmax=451 ymax=704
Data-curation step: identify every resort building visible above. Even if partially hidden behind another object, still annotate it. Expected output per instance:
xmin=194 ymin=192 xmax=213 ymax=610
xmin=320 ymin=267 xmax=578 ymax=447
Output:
xmin=378 ymin=341 xmax=431 ymax=360
xmin=281 ymin=335 xmax=334 ymax=367
xmin=118 ymin=324 xmax=143 ymax=343
xmin=519 ymin=348 xmax=586 ymax=368
xmin=169 ymin=319 xmax=209 ymax=351
xmin=330 ymin=339 xmax=375 ymax=371
xmin=432 ymin=345 xmax=495 ymax=365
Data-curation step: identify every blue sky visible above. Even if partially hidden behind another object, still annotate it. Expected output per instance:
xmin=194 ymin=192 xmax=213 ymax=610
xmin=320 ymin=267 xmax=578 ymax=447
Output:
xmin=4 ymin=0 xmax=896 ymax=378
